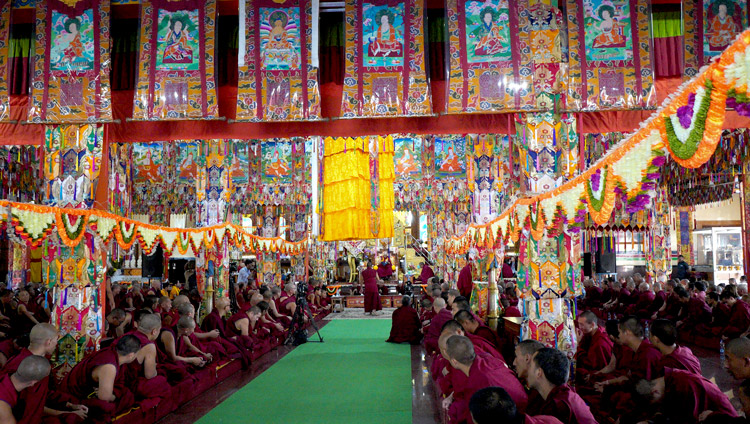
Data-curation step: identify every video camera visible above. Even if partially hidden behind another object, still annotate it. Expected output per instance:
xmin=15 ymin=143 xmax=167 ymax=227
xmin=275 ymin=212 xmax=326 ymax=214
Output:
xmin=404 ymin=280 xmax=414 ymax=296
xmin=296 ymin=280 xmax=309 ymax=301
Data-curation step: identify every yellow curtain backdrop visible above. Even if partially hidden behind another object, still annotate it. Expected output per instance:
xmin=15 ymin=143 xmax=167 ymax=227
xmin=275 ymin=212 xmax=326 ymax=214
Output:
xmin=322 ymin=136 xmax=394 ymax=241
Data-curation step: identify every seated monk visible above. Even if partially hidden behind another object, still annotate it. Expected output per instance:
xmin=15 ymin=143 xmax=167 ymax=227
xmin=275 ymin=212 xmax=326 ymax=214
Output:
xmin=386 ymin=296 xmax=422 ymax=345
xmin=420 ymin=299 xmax=435 ymax=325
xmin=105 ymin=308 xmax=133 ymax=340
xmin=574 ymin=311 xmax=613 ymax=385
xmin=627 ymin=282 xmax=655 ymax=318
xmin=469 ymin=387 xmax=562 ymax=424
xmin=502 ymin=298 xmax=522 ymax=318
xmin=158 ymin=296 xmax=177 ymax=327
xmin=649 ymin=319 xmax=701 ymax=375
xmin=175 ymin=317 xmax=214 ymax=365
xmin=0 ymin=356 xmax=51 ymax=424
xmin=513 ymin=339 xmax=545 ymax=386
xmin=155 ymin=324 xmax=197 ymax=383
xmin=227 ymin=306 xmax=269 ymax=352
xmin=174 ymin=303 xmax=227 ymax=361
xmin=725 ymin=337 xmax=750 ymax=380
xmin=269 ymin=287 xmax=292 ymax=326
xmin=654 ymin=280 xmax=681 ymax=321
xmin=721 ymin=288 xmax=750 ymax=340
xmin=442 ymin=320 xmax=503 ymax=362
xmin=455 ymin=310 xmax=502 ymax=354
xmin=445 ymin=335 xmax=528 ymax=423
xmin=1 ymin=323 xmax=85 ymax=423
xmin=526 ymin=348 xmax=597 ymax=424
xmin=447 ymin=289 xmax=461 ymax=309
xmin=424 ymin=298 xmax=453 ymax=354
xmin=696 ymin=292 xmax=731 ymax=336
xmin=60 ymin=335 xmax=141 ymax=423
xmin=197 ymin=300 xmax=251 ymax=368
xmin=122 ymin=313 xmax=172 ymax=410
xmin=580 ymin=279 xmax=603 ymax=310
xmin=256 ymin=301 xmax=285 ymax=343
xmin=635 ymin=368 xmax=737 ymax=423
xmin=0 ymin=337 xmax=22 ymax=369
xmin=675 ymin=285 xmax=711 ymax=336
xmin=278 ymin=283 xmax=300 ymax=318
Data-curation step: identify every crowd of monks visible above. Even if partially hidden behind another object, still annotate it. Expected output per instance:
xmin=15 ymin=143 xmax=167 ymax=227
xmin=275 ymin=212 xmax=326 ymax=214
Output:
xmin=0 ymin=277 xmax=331 ymax=423
xmin=388 ymin=275 xmax=750 ymax=424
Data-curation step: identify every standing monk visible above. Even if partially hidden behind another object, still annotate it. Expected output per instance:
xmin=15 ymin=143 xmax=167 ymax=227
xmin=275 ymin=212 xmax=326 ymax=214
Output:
xmin=457 ymin=255 xmax=474 ymax=299
xmin=360 ymin=258 xmax=382 ymax=315
xmin=419 ymin=262 xmax=435 ymax=284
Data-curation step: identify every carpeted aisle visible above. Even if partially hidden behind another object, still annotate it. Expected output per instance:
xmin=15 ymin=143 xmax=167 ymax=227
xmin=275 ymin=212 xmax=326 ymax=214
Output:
xmin=196 ymin=319 xmax=412 ymax=424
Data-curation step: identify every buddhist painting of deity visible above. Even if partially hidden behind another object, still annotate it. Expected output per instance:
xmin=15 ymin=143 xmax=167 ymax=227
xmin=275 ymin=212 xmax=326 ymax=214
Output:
xmin=260 ymin=8 xmax=301 ymax=70
xmin=230 ymin=143 xmax=249 ymax=185
xmin=583 ymin=0 xmax=632 ymax=62
xmin=176 ymin=142 xmax=199 ymax=184
xmin=132 ymin=143 xmax=164 ymax=184
xmin=262 ymin=141 xmax=292 ymax=182
xmin=464 ymin=0 xmax=511 ymax=63
xmin=363 ymin=3 xmax=405 ymax=67
xmin=50 ymin=10 xmax=95 ymax=71
xmin=434 ymin=136 xmax=466 ymax=178
xmin=156 ymin=10 xmax=199 ymax=70
xmin=394 ymin=136 xmax=422 ymax=177
xmin=705 ymin=0 xmax=745 ymax=54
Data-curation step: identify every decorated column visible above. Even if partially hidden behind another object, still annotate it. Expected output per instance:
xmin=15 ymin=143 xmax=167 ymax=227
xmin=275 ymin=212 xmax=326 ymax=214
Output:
xmin=41 ymin=124 xmax=106 ymax=377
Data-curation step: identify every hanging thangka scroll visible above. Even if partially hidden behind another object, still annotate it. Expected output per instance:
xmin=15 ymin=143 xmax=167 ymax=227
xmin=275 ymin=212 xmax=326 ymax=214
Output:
xmin=131 ymin=142 xmax=173 ymax=224
xmin=132 ymin=0 xmax=219 ymax=120
xmin=565 ymin=0 xmax=655 ymax=110
xmin=431 ymin=135 xmax=473 ymax=210
xmin=28 ymin=0 xmax=112 ymax=123
xmin=236 ymin=0 xmax=322 ymax=121
xmin=684 ymin=0 xmax=749 ymax=76
xmin=393 ymin=135 xmax=425 ymax=210
xmin=340 ymin=0 xmax=432 ymax=118
xmin=43 ymin=125 xmax=103 ymax=209
xmin=446 ymin=0 xmax=567 ymax=113
xmin=468 ymin=134 xmax=511 ymax=225
xmin=108 ymin=143 xmax=131 ymax=217
xmin=197 ymin=140 xmax=230 ymax=226
xmin=0 ymin=0 xmax=10 ymax=122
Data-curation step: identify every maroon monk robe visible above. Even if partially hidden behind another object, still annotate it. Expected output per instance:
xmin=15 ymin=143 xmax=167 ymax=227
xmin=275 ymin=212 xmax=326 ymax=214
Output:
xmin=505 ymin=306 xmax=522 ymax=317
xmin=0 ymin=349 xmax=47 ymax=424
xmin=155 ymin=328 xmax=195 ymax=380
xmin=632 ymin=290 xmax=656 ymax=317
xmin=387 ymin=305 xmax=422 ymax=344
xmin=226 ymin=313 xmax=260 ymax=351
xmin=418 ymin=264 xmax=435 ymax=284
xmin=658 ymin=345 xmax=701 ymax=375
xmin=659 ymin=293 xmax=682 ymax=321
xmin=278 ymin=294 xmax=297 ymax=317
xmin=200 ymin=309 xmax=252 ymax=367
xmin=449 ymin=355 xmax=528 ymax=424
xmin=723 ymin=299 xmax=750 ymax=339
xmin=121 ymin=330 xmax=173 ymax=410
xmin=424 ymin=308 xmax=453 ymax=353
xmin=650 ymin=290 xmax=667 ymax=315
xmin=660 ymin=368 xmax=738 ymax=423
xmin=0 ymin=339 xmax=18 ymax=366
xmin=630 ymin=339 xmax=664 ymax=380
xmin=683 ymin=297 xmax=712 ymax=328
xmin=467 ymin=332 xmax=504 ymax=362
xmin=473 ymin=324 xmax=503 ymax=354
xmin=0 ymin=374 xmax=18 ymax=410
xmin=191 ymin=328 xmax=228 ymax=360
xmin=609 ymin=343 xmax=634 ymax=378
xmin=575 ymin=327 xmax=613 ymax=379
xmin=377 ymin=259 xmax=393 ymax=279
xmin=59 ymin=346 xmax=135 ymax=423
xmin=524 ymin=415 xmax=563 ymax=424
xmin=527 ymin=384 xmax=597 ymax=424
xmin=457 ymin=263 xmax=474 ymax=299
xmin=581 ymin=285 xmax=604 ymax=309
xmin=362 ymin=268 xmax=382 ymax=313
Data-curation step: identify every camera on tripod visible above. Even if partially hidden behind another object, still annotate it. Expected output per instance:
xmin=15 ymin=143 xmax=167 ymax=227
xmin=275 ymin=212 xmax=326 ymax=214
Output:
xmin=296 ymin=280 xmax=309 ymax=302
xmin=404 ymin=281 xmax=414 ymax=296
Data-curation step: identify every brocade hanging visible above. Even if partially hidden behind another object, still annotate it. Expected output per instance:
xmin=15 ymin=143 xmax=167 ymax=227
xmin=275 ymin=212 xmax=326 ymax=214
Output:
xmin=107 ymin=143 xmax=131 ymax=217
xmin=197 ymin=140 xmax=230 ymax=227
xmin=0 ymin=146 xmax=43 ymax=203
xmin=0 ymin=0 xmax=10 ymax=122
xmin=469 ymin=134 xmax=511 ymax=225
xmin=132 ymin=0 xmax=219 ymax=120
xmin=446 ymin=0 xmax=567 ymax=113
xmin=29 ymin=0 xmax=112 ymax=123
xmin=684 ymin=0 xmax=748 ymax=77
xmin=236 ymin=0 xmax=322 ymax=121
xmin=516 ymin=112 xmax=578 ymax=194
xmin=43 ymin=125 xmax=103 ymax=209
xmin=565 ymin=0 xmax=655 ymax=110
xmin=582 ymin=132 xmax=625 ymax=168
xmin=340 ymin=0 xmax=432 ymax=118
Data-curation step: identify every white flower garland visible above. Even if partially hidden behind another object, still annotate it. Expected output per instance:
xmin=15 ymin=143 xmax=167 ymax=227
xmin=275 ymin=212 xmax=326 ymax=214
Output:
xmin=668 ymin=86 xmax=706 ymax=143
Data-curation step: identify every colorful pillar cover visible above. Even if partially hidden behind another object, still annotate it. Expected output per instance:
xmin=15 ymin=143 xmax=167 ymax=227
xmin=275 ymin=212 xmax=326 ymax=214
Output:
xmin=107 ymin=142 xmax=131 ymax=217
xmin=684 ymin=0 xmax=748 ymax=77
xmin=28 ymin=0 xmax=112 ymax=123
xmin=743 ymin=167 xmax=750 ymax=273
xmin=132 ymin=0 xmax=219 ymax=120
xmin=468 ymin=134 xmax=512 ymax=225
xmin=197 ymin=140 xmax=231 ymax=227
xmin=446 ymin=0 xmax=567 ymax=113
xmin=0 ymin=146 xmax=43 ymax=203
xmin=340 ymin=0 xmax=432 ymax=118
xmin=0 ymin=0 xmax=10 ymax=122
xmin=43 ymin=124 xmax=103 ymax=209
xmin=321 ymin=136 xmax=394 ymax=241
xmin=236 ymin=0 xmax=322 ymax=121
xmin=565 ymin=0 xmax=655 ymax=110
xmin=516 ymin=112 xmax=578 ymax=194
xmin=646 ymin=189 xmax=671 ymax=278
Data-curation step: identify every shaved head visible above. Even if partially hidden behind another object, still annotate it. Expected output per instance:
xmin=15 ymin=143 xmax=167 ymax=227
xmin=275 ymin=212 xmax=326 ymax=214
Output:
xmin=115 ymin=335 xmax=141 ymax=356
xmin=433 ymin=298 xmax=446 ymax=309
xmin=454 ymin=309 xmax=477 ymax=325
xmin=215 ymin=298 xmax=229 ymax=309
xmin=177 ymin=316 xmax=196 ymax=330
xmin=578 ymin=311 xmax=597 ymax=324
xmin=172 ymin=295 xmax=190 ymax=307
xmin=446 ymin=335 xmax=476 ymax=366
xmin=15 ymin=355 xmax=51 ymax=383
xmin=176 ymin=303 xmax=194 ymax=316
xmin=108 ymin=308 xmax=127 ymax=320
xmin=29 ymin=323 xmax=58 ymax=345
xmin=517 ymin=339 xmax=545 ymax=356
xmin=729 ymin=337 xmax=750 ymax=357
xmin=138 ymin=313 xmax=162 ymax=332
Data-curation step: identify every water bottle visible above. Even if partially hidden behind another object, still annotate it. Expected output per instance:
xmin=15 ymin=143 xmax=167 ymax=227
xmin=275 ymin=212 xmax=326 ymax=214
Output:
xmin=720 ymin=339 xmax=726 ymax=364
xmin=644 ymin=321 xmax=650 ymax=339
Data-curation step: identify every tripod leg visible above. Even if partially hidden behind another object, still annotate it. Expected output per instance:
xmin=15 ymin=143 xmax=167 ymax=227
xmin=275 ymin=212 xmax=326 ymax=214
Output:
xmin=303 ymin=301 xmax=324 ymax=342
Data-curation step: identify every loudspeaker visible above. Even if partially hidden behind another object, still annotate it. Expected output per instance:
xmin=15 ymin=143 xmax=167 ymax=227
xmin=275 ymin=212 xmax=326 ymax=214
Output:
xmin=595 ymin=238 xmax=617 ymax=274
xmin=583 ymin=253 xmax=593 ymax=277
xmin=142 ymin=245 xmax=164 ymax=278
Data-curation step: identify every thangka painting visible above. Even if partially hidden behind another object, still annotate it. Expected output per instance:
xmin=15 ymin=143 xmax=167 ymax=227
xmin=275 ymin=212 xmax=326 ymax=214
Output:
xmin=470 ymin=134 xmax=510 ymax=224
xmin=132 ymin=0 xmax=218 ymax=120
xmin=43 ymin=125 xmax=103 ymax=209
xmin=28 ymin=0 xmax=112 ymax=123
xmin=394 ymin=136 xmax=422 ymax=177
xmin=446 ymin=0 xmax=567 ymax=113
xmin=176 ymin=141 xmax=200 ymax=185
xmin=684 ymin=0 xmax=748 ymax=76
xmin=236 ymin=0 xmax=322 ymax=121
xmin=434 ymin=136 xmax=467 ymax=179
xmin=229 ymin=142 xmax=250 ymax=185
xmin=566 ymin=0 xmax=655 ymax=110
xmin=0 ymin=0 xmax=9 ymax=122
xmin=131 ymin=142 xmax=173 ymax=224
xmin=132 ymin=142 xmax=165 ymax=184
xmin=262 ymin=140 xmax=292 ymax=183
xmin=340 ymin=0 xmax=432 ymax=118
